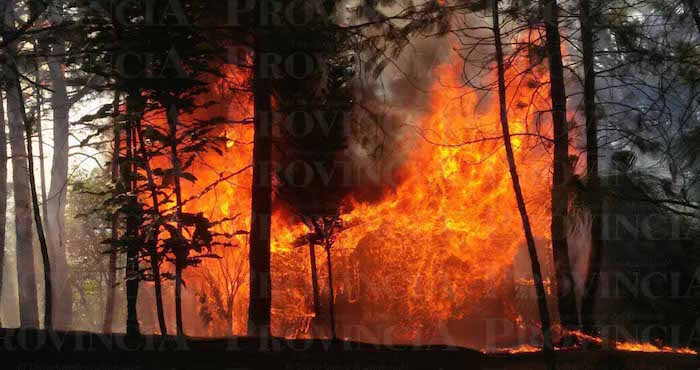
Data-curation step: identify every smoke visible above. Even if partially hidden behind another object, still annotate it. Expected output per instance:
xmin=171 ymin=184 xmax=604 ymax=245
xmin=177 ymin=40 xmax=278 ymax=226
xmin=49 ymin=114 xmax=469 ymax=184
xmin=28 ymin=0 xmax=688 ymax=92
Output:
xmin=270 ymin=1 xmax=454 ymax=214
xmin=342 ymin=6 xmax=453 ymax=203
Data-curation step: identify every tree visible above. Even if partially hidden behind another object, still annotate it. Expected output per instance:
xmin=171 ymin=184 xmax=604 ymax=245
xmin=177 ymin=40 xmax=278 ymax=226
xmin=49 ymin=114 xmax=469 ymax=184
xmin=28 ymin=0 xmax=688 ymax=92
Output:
xmin=66 ymin=170 xmax=114 ymax=332
xmin=19 ymin=53 xmax=53 ymax=330
xmin=103 ymin=90 xmax=120 ymax=334
xmin=308 ymin=240 xmax=321 ymax=322
xmin=195 ymin=244 xmax=248 ymax=337
xmin=123 ymin=91 xmax=141 ymax=339
xmin=579 ymin=0 xmax=602 ymax=335
xmin=2 ymin=0 xmax=39 ymax=328
xmin=275 ymin=9 xmax=354 ymax=337
xmin=42 ymin=1 xmax=75 ymax=330
xmin=541 ymin=0 xmax=580 ymax=330
xmin=248 ymin=3 xmax=273 ymax=337
xmin=134 ymin=111 xmax=168 ymax=337
xmin=0 ymin=91 xmax=7 ymax=328
xmin=491 ymin=0 xmax=554 ymax=353
xmin=139 ymin=0 xmax=225 ymax=340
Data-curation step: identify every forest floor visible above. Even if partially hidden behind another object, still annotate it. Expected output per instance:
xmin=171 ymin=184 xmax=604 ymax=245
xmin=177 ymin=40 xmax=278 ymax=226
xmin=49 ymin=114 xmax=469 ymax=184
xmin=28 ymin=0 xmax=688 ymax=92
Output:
xmin=0 ymin=329 xmax=698 ymax=369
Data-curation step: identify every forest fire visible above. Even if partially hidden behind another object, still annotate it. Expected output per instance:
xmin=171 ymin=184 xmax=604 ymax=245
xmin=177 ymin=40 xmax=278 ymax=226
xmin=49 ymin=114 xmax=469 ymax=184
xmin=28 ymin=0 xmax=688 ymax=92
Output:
xmin=165 ymin=31 xmax=700 ymax=354
xmin=174 ymin=32 xmax=558 ymax=346
xmin=489 ymin=331 xmax=698 ymax=355
xmin=1 ymin=0 xmax=699 ymax=369
xmin=491 ymin=342 xmax=698 ymax=355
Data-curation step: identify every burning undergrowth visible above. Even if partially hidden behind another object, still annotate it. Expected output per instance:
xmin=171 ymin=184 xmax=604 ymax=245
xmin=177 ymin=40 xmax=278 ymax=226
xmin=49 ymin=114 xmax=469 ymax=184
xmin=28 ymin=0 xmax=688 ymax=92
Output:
xmin=150 ymin=24 xmax=563 ymax=349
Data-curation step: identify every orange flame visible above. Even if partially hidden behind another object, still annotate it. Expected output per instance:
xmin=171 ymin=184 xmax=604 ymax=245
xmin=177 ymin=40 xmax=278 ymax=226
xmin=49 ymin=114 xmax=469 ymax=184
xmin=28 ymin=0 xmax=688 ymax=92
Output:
xmin=168 ymin=30 xmax=695 ymax=354
xmin=172 ymin=29 xmax=563 ymax=342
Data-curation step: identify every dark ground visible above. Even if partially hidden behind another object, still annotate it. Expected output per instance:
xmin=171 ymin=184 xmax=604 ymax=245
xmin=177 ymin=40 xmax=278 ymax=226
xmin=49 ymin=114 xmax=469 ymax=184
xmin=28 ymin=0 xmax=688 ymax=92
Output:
xmin=0 ymin=329 xmax=697 ymax=369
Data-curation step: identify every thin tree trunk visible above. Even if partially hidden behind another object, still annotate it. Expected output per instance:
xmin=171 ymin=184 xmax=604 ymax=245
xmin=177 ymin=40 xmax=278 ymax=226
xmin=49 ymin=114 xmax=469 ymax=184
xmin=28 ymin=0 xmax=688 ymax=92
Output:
xmin=492 ymin=1 xmax=554 ymax=354
xmin=124 ymin=91 xmax=140 ymax=339
xmin=579 ymin=0 xmax=602 ymax=336
xmin=45 ymin=4 xmax=73 ymax=329
xmin=247 ymin=26 xmax=273 ymax=338
xmin=309 ymin=242 xmax=321 ymax=320
xmin=13 ymin=64 xmax=53 ymax=330
xmin=135 ymin=114 xmax=168 ymax=337
xmin=0 ymin=92 xmax=8 ymax=329
xmin=542 ymin=0 xmax=580 ymax=330
xmin=324 ymin=241 xmax=336 ymax=340
xmin=165 ymin=103 xmax=186 ymax=341
xmin=103 ymin=90 xmax=120 ymax=334
xmin=226 ymin=297 xmax=234 ymax=337
xmin=4 ymin=1 xmax=39 ymax=327
xmin=34 ymin=67 xmax=48 ymax=225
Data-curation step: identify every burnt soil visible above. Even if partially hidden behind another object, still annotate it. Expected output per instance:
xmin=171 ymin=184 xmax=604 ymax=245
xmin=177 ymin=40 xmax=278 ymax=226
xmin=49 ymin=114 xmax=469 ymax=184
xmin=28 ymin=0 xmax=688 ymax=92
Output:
xmin=0 ymin=329 xmax=697 ymax=369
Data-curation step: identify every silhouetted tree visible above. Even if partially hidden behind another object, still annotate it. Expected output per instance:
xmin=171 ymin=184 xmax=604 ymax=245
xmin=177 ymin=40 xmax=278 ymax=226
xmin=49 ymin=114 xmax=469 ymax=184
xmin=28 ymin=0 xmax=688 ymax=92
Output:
xmin=491 ymin=0 xmax=554 ymax=354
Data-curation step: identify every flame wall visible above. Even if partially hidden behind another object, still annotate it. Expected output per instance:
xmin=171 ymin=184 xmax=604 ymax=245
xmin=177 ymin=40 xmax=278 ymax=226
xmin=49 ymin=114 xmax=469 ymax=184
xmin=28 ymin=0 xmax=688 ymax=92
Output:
xmin=171 ymin=32 xmax=561 ymax=347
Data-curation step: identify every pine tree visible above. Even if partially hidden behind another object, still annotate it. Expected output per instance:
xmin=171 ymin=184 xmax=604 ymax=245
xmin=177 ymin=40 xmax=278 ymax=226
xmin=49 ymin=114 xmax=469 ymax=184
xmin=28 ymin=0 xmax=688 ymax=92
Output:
xmin=541 ymin=0 xmax=580 ymax=331
xmin=492 ymin=0 xmax=554 ymax=354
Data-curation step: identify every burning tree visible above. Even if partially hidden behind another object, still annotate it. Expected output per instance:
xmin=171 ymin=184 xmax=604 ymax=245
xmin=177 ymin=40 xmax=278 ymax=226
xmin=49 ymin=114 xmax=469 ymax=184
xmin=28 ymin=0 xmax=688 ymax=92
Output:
xmin=195 ymin=241 xmax=248 ymax=337
xmin=73 ymin=0 xmax=229 ymax=340
xmin=274 ymin=9 xmax=355 ymax=339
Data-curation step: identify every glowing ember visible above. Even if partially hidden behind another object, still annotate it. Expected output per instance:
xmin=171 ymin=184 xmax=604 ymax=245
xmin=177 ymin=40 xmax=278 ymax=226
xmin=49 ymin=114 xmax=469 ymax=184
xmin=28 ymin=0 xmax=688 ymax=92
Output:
xmin=614 ymin=342 xmax=698 ymax=355
xmin=488 ymin=343 xmax=542 ymax=354
xmin=491 ymin=331 xmax=698 ymax=355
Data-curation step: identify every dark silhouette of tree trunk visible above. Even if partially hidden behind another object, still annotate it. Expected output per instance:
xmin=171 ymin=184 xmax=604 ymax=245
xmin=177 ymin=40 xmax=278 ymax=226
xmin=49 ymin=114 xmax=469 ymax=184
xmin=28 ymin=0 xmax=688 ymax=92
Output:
xmin=45 ymin=5 xmax=74 ymax=330
xmin=324 ymin=240 xmax=336 ymax=340
xmin=135 ymin=117 xmax=168 ymax=338
xmin=4 ymin=1 xmax=39 ymax=327
xmin=0 ymin=92 xmax=7 ymax=328
xmin=165 ymin=103 xmax=186 ymax=340
xmin=309 ymin=242 xmax=321 ymax=320
xmin=34 ymin=67 xmax=48 ymax=225
xmin=542 ymin=0 xmax=580 ymax=330
xmin=492 ymin=0 xmax=554 ymax=354
xmin=15 ymin=66 xmax=52 ymax=330
xmin=103 ymin=90 xmax=120 ymax=334
xmin=580 ymin=0 xmax=602 ymax=336
xmin=247 ymin=27 xmax=273 ymax=338
xmin=124 ymin=91 xmax=140 ymax=339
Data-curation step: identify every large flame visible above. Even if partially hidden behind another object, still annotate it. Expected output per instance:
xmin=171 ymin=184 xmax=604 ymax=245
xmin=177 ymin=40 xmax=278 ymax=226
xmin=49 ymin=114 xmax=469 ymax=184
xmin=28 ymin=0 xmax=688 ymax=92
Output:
xmin=132 ymin=24 xmax=699 ymax=355
xmin=170 ymin=31 xmax=563 ymax=345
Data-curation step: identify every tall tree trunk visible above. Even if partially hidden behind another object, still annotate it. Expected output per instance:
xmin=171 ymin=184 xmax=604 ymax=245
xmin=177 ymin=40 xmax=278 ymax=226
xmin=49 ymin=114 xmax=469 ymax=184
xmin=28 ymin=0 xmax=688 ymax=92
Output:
xmin=309 ymin=242 xmax=321 ymax=320
xmin=579 ymin=0 xmax=602 ymax=336
xmin=4 ymin=1 xmax=39 ymax=327
xmin=45 ymin=3 xmax=73 ymax=329
xmin=0 ymin=92 xmax=7 ymax=328
xmin=247 ymin=26 xmax=273 ymax=338
xmin=16 ymin=70 xmax=53 ymax=330
xmin=103 ymin=91 xmax=120 ymax=334
xmin=542 ymin=0 xmax=580 ymax=330
xmin=136 ymin=112 xmax=168 ymax=337
xmin=31 ymin=55 xmax=53 ymax=329
xmin=124 ymin=91 xmax=140 ymax=339
xmin=34 ymin=68 xmax=48 ymax=225
xmin=165 ymin=103 xmax=186 ymax=341
xmin=324 ymin=241 xmax=336 ymax=340
xmin=492 ymin=1 xmax=554 ymax=354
